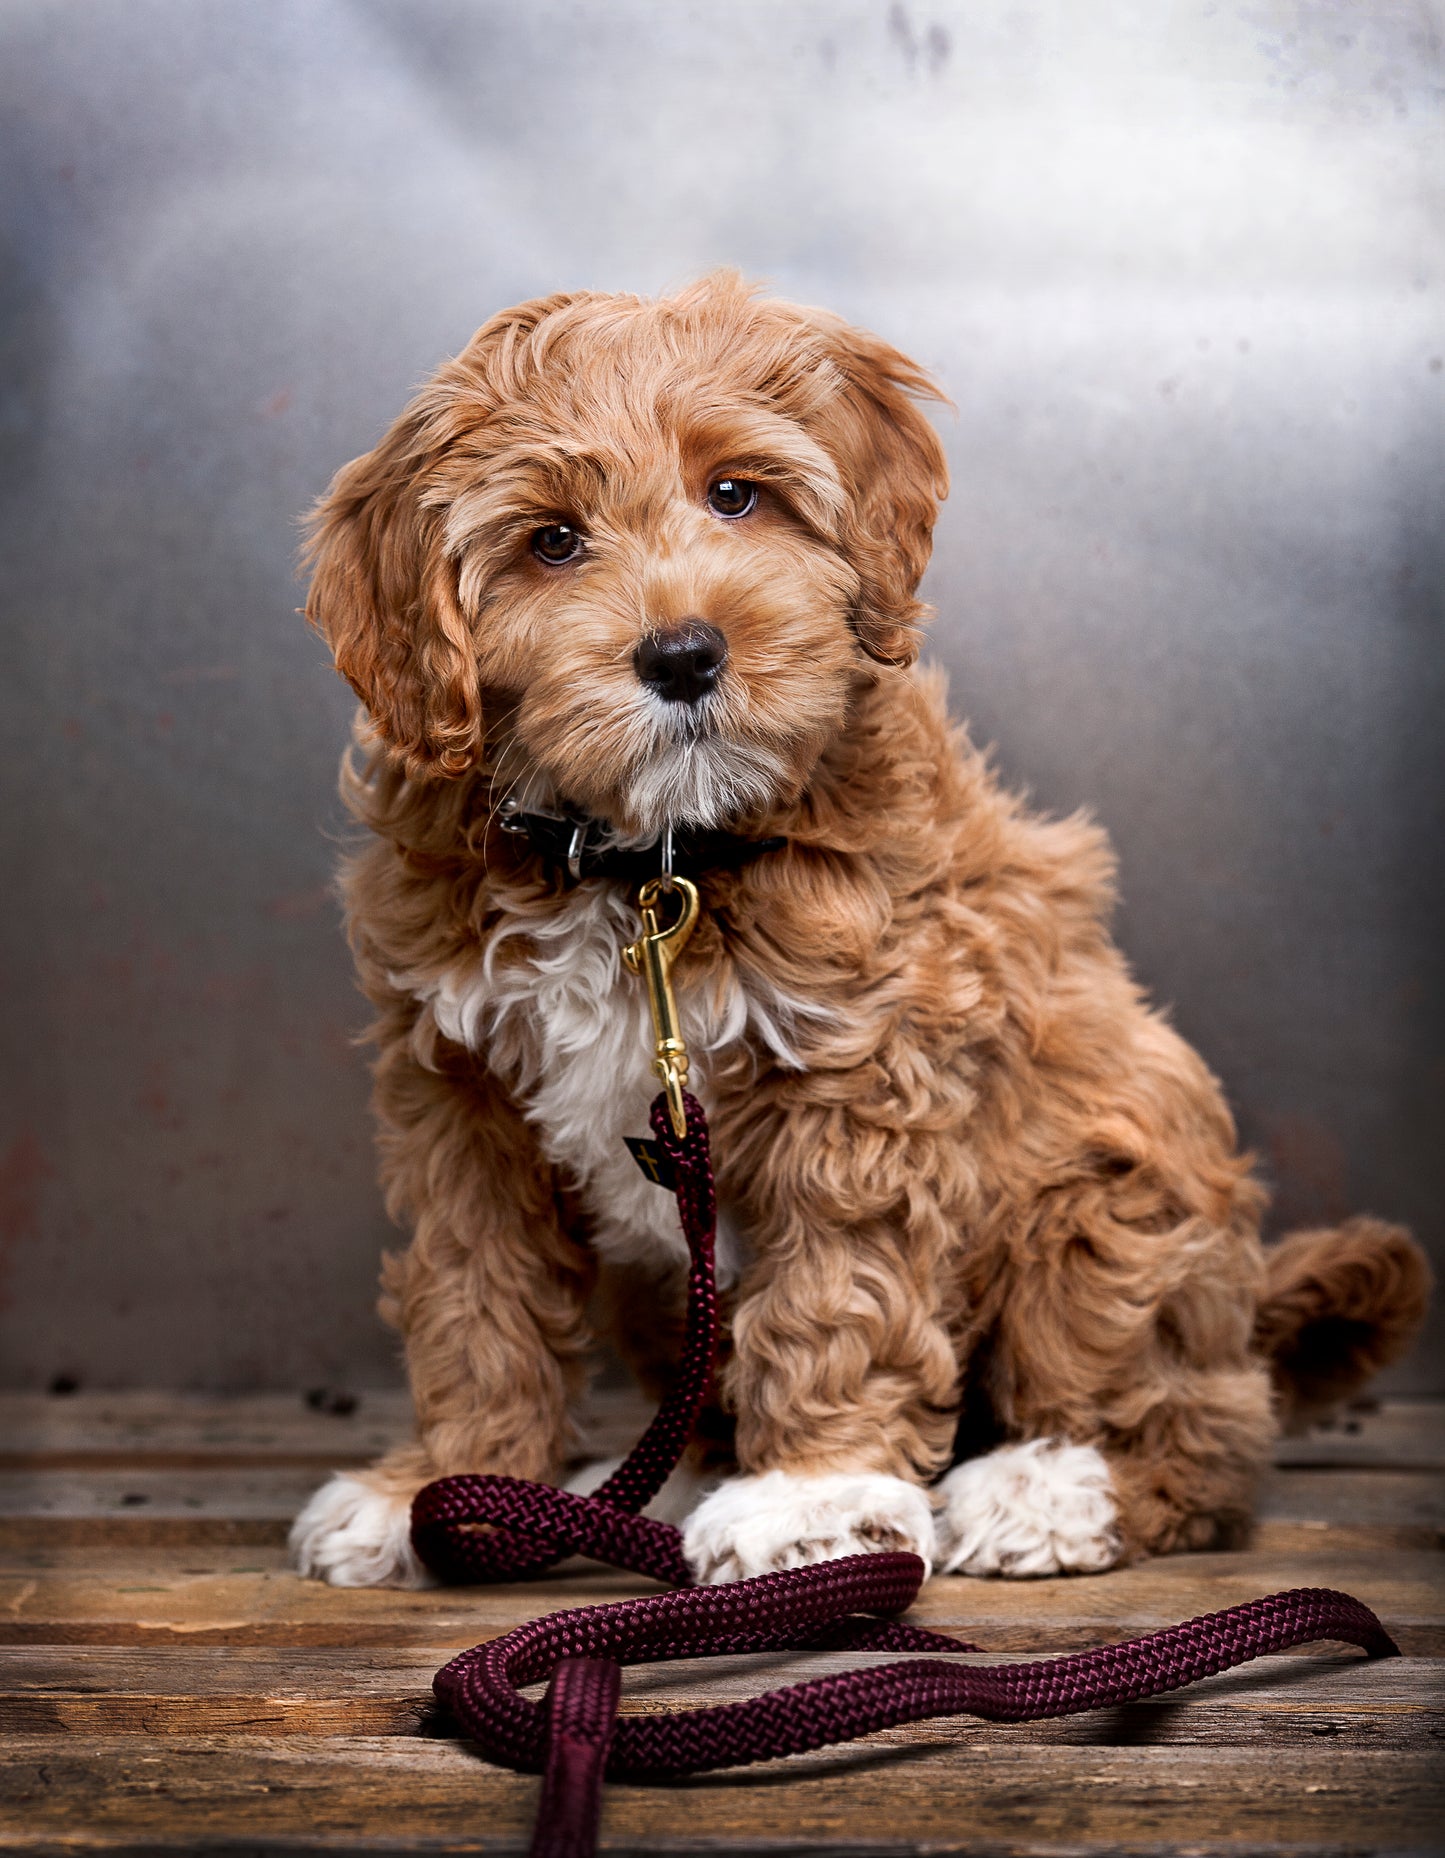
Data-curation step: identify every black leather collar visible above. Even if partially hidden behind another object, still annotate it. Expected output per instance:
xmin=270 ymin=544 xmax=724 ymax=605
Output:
xmin=498 ymin=802 xmax=786 ymax=884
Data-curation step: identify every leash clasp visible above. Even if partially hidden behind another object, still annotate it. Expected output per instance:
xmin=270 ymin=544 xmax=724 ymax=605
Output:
xmin=622 ymin=875 xmax=700 ymax=1138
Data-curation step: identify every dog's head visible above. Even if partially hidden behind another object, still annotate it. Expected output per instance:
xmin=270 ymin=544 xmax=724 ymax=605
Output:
xmin=304 ymin=272 xmax=947 ymax=837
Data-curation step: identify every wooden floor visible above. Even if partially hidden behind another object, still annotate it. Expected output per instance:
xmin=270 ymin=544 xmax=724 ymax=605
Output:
xmin=1 ymin=1390 xmax=1441 ymax=1855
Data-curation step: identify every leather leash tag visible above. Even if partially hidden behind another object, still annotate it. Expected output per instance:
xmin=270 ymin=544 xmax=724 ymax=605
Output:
xmin=623 ymin=1136 xmax=677 ymax=1189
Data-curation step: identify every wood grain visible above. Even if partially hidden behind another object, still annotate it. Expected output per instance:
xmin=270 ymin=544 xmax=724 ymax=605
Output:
xmin=1 ymin=1735 xmax=1440 ymax=1854
xmin=3 ymin=1390 xmax=1435 ymax=1469
xmin=0 ymin=1397 xmax=1440 ymax=1854
xmin=2 ymin=1542 xmax=1441 ymax=1650
xmin=0 ymin=1391 xmax=413 ymax=1465
xmin=2 ymin=1645 xmax=1440 ymax=1748
xmin=1257 ymin=1465 xmax=1445 ymax=1535
xmin=1272 ymin=1401 xmax=1445 ymax=1470
xmin=0 ymin=1386 xmax=642 ymax=1471
xmin=0 ymin=1462 xmax=1439 ymax=1553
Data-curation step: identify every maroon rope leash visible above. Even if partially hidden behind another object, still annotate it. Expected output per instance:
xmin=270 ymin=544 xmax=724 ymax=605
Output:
xmin=435 ymin=1571 xmax=1394 ymax=1778
xmin=412 ymin=1092 xmax=1398 ymax=1857
xmin=411 ymin=1091 xmax=716 ymax=1591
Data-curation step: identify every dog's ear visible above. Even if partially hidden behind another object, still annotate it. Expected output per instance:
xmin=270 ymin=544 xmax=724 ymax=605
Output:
xmin=304 ymin=401 xmax=482 ymax=780
xmin=304 ymin=292 xmax=600 ymax=777
xmin=811 ymin=321 xmax=950 ymax=667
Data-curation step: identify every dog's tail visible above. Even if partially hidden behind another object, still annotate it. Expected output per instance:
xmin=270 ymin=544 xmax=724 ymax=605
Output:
xmin=1254 ymin=1216 xmax=1432 ymax=1429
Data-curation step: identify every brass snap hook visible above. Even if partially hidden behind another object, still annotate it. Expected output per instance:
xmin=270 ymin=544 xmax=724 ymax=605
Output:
xmin=622 ymin=875 xmax=700 ymax=1138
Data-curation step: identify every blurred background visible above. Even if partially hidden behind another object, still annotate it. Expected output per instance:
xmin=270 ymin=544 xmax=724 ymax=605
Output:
xmin=2 ymin=0 xmax=1440 ymax=1392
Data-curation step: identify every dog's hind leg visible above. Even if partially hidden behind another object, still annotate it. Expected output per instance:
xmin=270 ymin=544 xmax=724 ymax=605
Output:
xmin=291 ymin=1036 xmax=593 ymax=1587
xmin=936 ymin=1168 xmax=1277 ymax=1576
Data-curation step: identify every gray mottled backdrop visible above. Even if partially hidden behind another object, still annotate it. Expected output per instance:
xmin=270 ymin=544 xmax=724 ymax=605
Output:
xmin=2 ymin=0 xmax=1440 ymax=1391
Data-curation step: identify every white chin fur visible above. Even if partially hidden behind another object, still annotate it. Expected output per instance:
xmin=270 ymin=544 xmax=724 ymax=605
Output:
xmin=622 ymin=723 xmax=789 ymax=839
xmin=933 ymin=1440 xmax=1122 ymax=1578
xmin=683 ymin=1469 xmax=934 ymax=1585
xmin=289 ymin=1472 xmax=434 ymax=1589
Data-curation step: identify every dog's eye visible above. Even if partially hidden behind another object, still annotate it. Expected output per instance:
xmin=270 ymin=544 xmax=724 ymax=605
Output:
xmin=706 ymin=478 xmax=758 ymax=519
xmin=531 ymin=522 xmax=583 ymax=565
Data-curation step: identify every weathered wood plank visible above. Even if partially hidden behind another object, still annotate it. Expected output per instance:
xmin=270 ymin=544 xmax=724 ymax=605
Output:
xmin=1258 ymin=1464 xmax=1445 ymax=1527
xmin=0 ymin=1397 xmax=1435 ymax=1856
xmin=3 ymin=1393 xmax=1436 ymax=1470
xmin=2 ymin=1545 xmax=1440 ymax=1650
xmin=0 ymin=1735 xmax=1440 ymax=1854
xmin=1250 ymin=1517 xmax=1442 ymax=1553
xmin=0 ymin=1442 xmax=680 ymax=1543
xmin=0 ymin=1548 xmax=654 ymax=1648
xmin=1 ymin=1645 xmax=1439 ymax=1748
xmin=1 ymin=1459 xmax=1437 ymax=1554
xmin=0 ymin=1516 xmax=289 ymax=1549
xmin=0 ymin=1468 xmax=323 ymax=1541
xmin=0 ymin=1386 xmax=642 ymax=1471
xmin=0 ymin=1647 xmax=442 ymax=1738
xmin=1273 ymin=1400 xmax=1445 ymax=1470
xmin=0 ymin=1391 xmax=413 ymax=1467
xmin=905 ymin=1547 xmax=1445 ymax=1652
xmin=4 ymin=1511 xmax=1433 ymax=1554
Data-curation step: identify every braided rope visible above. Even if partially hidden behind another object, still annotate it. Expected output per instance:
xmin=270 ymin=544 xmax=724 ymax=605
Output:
xmin=412 ymin=1093 xmax=1398 ymax=1855
xmin=436 ymin=1570 xmax=1394 ymax=1781
xmin=410 ymin=1092 xmax=714 ymax=1590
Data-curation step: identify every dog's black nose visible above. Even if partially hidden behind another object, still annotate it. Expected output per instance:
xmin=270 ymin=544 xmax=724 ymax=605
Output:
xmin=633 ymin=621 xmax=728 ymax=705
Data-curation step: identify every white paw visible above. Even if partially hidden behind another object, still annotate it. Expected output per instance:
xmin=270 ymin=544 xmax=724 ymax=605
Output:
xmin=933 ymin=1440 xmax=1122 ymax=1578
xmin=565 ymin=1457 xmax=720 ymax=1527
xmin=288 ymin=1472 xmax=434 ymax=1589
xmin=683 ymin=1470 xmax=934 ymax=1585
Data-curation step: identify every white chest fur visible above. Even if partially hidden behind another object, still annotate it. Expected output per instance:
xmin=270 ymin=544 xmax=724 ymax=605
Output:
xmin=400 ymin=882 xmax=824 ymax=1283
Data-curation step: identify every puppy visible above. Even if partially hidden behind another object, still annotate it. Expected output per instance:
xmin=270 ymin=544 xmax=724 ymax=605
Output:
xmin=290 ymin=272 xmax=1428 ymax=1589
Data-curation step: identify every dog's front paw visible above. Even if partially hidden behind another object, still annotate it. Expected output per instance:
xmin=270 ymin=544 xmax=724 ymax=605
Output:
xmin=289 ymin=1472 xmax=434 ymax=1589
xmin=933 ymin=1440 xmax=1122 ymax=1578
xmin=682 ymin=1469 xmax=934 ymax=1585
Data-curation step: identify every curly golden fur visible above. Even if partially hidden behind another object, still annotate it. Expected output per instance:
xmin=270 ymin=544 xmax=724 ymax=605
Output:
xmin=291 ymin=273 xmax=1428 ymax=1587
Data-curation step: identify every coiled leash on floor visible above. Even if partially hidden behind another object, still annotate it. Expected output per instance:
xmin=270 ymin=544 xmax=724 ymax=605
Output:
xmin=411 ymin=873 xmax=1399 ymax=1858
